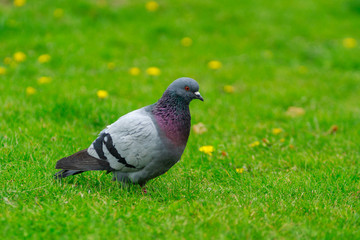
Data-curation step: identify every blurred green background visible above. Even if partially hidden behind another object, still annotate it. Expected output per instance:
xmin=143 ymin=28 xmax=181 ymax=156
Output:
xmin=1 ymin=0 xmax=360 ymax=239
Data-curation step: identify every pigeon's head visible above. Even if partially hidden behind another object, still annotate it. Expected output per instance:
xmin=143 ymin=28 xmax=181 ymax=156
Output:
xmin=166 ymin=77 xmax=204 ymax=103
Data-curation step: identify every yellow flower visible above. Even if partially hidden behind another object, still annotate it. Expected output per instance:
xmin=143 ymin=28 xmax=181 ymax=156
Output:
xmin=97 ymin=90 xmax=109 ymax=99
xmin=286 ymin=106 xmax=305 ymax=117
xmin=342 ymin=37 xmax=357 ymax=49
xmin=236 ymin=168 xmax=244 ymax=174
xmin=0 ymin=67 xmax=6 ymax=75
xmin=38 ymin=54 xmax=51 ymax=63
xmin=14 ymin=0 xmax=26 ymax=7
xmin=280 ymin=138 xmax=285 ymax=143
xmin=272 ymin=128 xmax=282 ymax=135
xmin=249 ymin=141 xmax=260 ymax=147
xmin=146 ymin=67 xmax=161 ymax=76
xmin=4 ymin=57 xmax=12 ymax=65
xmin=223 ymin=85 xmax=234 ymax=93
xmin=13 ymin=52 xmax=26 ymax=62
xmin=129 ymin=67 xmax=140 ymax=76
xmin=26 ymin=87 xmax=36 ymax=95
xmin=37 ymin=76 xmax=52 ymax=84
xmin=208 ymin=60 xmax=222 ymax=70
xmin=107 ymin=62 xmax=116 ymax=70
xmin=192 ymin=122 xmax=207 ymax=134
xmin=181 ymin=37 xmax=193 ymax=47
xmin=53 ymin=8 xmax=64 ymax=18
xmin=199 ymin=145 xmax=214 ymax=156
xmin=145 ymin=1 xmax=159 ymax=12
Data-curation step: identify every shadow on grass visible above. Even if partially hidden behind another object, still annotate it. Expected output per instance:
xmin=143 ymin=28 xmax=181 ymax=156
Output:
xmin=51 ymin=171 xmax=200 ymax=202
xmin=52 ymin=171 xmax=144 ymax=196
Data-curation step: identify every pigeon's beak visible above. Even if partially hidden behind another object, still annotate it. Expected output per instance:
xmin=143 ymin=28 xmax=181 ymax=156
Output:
xmin=194 ymin=91 xmax=204 ymax=101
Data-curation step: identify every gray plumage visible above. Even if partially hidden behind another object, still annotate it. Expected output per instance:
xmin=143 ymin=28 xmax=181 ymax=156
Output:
xmin=54 ymin=77 xmax=203 ymax=187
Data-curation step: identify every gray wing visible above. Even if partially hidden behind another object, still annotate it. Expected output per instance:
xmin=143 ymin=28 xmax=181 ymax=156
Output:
xmin=87 ymin=108 xmax=163 ymax=172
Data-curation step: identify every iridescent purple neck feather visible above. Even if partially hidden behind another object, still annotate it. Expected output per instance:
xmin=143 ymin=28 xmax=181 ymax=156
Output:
xmin=152 ymin=90 xmax=191 ymax=147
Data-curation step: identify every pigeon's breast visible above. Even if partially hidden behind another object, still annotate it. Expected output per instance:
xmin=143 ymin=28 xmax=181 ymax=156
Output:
xmin=153 ymin=111 xmax=190 ymax=148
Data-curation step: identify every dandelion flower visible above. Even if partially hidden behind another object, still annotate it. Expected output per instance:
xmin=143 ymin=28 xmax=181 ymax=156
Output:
xmin=38 ymin=54 xmax=51 ymax=63
xmin=208 ymin=60 xmax=222 ymax=70
xmin=0 ymin=67 xmax=6 ymax=75
xmin=4 ymin=57 xmax=12 ymax=65
xmin=192 ymin=122 xmax=207 ymax=134
xmin=14 ymin=0 xmax=26 ymax=7
xmin=272 ymin=128 xmax=282 ymax=135
xmin=236 ymin=168 xmax=244 ymax=174
xmin=13 ymin=52 xmax=26 ymax=62
xmin=280 ymin=138 xmax=285 ymax=143
xmin=181 ymin=37 xmax=193 ymax=47
xmin=97 ymin=90 xmax=109 ymax=99
xmin=199 ymin=145 xmax=214 ymax=156
xmin=37 ymin=76 xmax=52 ymax=84
xmin=342 ymin=37 xmax=357 ymax=49
xmin=26 ymin=87 xmax=36 ymax=95
xmin=146 ymin=67 xmax=161 ymax=76
xmin=53 ymin=8 xmax=64 ymax=18
xmin=129 ymin=67 xmax=140 ymax=76
xmin=223 ymin=85 xmax=234 ymax=93
xmin=249 ymin=141 xmax=260 ymax=148
xmin=107 ymin=62 xmax=115 ymax=70
xmin=145 ymin=1 xmax=159 ymax=12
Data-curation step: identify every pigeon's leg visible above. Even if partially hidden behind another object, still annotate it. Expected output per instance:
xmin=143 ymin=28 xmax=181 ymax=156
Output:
xmin=139 ymin=182 xmax=147 ymax=194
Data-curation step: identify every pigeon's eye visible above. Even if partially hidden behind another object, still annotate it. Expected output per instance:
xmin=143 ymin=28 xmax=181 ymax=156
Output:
xmin=185 ymin=86 xmax=190 ymax=91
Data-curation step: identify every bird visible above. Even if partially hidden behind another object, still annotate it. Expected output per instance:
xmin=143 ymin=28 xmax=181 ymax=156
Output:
xmin=54 ymin=77 xmax=203 ymax=192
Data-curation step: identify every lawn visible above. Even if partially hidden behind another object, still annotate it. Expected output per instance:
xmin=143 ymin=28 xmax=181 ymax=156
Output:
xmin=1 ymin=0 xmax=360 ymax=239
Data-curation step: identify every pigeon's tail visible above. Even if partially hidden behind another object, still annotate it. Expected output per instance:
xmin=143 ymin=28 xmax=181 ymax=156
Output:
xmin=54 ymin=149 xmax=114 ymax=179
xmin=54 ymin=170 xmax=85 ymax=179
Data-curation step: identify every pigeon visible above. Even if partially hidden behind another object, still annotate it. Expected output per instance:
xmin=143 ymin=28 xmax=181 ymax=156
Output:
xmin=54 ymin=77 xmax=203 ymax=192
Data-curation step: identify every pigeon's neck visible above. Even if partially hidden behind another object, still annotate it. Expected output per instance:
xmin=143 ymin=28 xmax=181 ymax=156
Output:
xmin=152 ymin=91 xmax=191 ymax=147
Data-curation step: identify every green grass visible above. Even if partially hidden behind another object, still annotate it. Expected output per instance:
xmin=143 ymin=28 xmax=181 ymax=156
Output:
xmin=1 ymin=0 xmax=360 ymax=239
